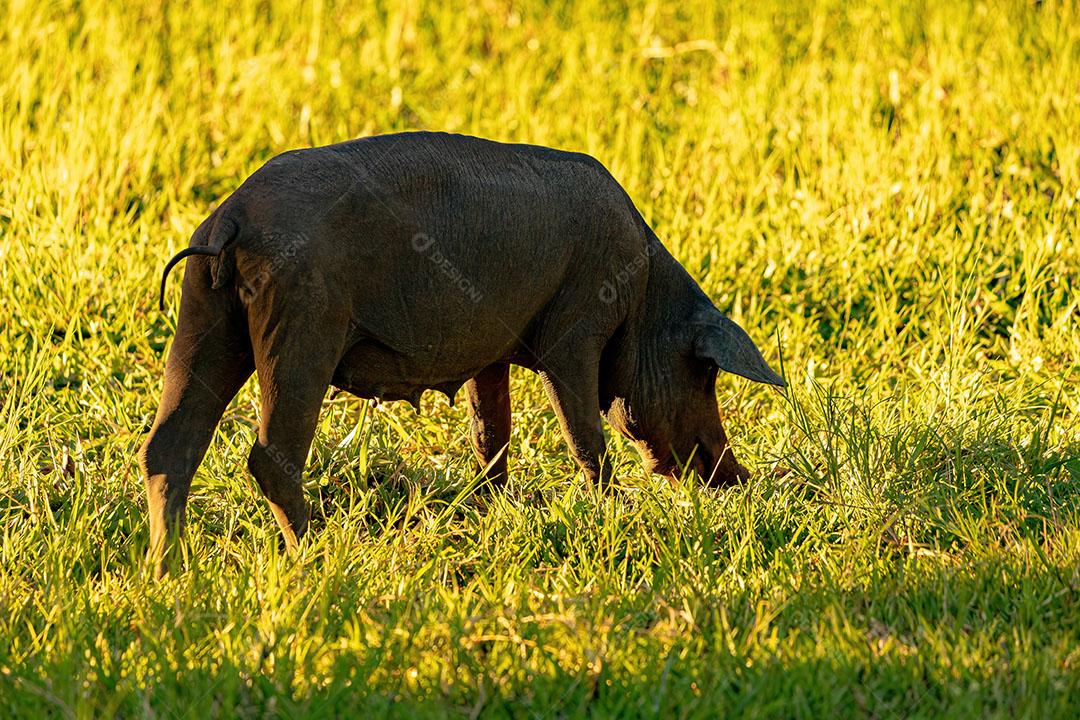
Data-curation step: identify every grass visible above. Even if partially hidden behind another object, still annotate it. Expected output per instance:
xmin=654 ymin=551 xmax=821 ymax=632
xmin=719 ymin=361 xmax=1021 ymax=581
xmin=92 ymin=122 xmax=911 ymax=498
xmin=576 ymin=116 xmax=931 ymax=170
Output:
xmin=1 ymin=0 xmax=1079 ymax=716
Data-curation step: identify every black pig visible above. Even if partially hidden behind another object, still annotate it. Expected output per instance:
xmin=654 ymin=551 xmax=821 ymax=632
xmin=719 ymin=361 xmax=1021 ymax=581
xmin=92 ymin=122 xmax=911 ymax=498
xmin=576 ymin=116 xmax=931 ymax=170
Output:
xmin=141 ymin=132 xmax=784 ymax=569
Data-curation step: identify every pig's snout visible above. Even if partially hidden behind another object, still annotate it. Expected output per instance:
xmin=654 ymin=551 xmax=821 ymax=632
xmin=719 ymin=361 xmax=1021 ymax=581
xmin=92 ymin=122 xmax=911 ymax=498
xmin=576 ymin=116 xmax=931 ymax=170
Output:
xmin=693 ymin=437 xmax=750 ymax=487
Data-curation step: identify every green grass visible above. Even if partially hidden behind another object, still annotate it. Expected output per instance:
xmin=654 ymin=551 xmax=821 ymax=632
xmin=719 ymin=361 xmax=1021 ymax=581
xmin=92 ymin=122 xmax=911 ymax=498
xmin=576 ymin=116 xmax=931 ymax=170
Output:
xmin=2 ymin=0 xmax=1079 ymax=716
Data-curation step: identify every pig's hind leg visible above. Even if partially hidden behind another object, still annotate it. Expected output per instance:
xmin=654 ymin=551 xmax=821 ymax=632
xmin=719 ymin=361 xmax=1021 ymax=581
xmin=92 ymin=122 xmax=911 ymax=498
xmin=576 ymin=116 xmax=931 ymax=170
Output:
xmin=245 ymin=298 xmax=350 ymax=551
xmin=463 ymin=363 xmax=511 ymax=486
xmin=140 ymin=260 xmax=253 ymax=577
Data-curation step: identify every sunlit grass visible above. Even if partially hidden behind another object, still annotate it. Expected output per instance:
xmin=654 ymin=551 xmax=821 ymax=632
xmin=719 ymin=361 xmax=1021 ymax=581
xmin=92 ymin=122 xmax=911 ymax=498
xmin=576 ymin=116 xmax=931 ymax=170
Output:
xmin=1 ymin=0 xmax=1078 ymax=716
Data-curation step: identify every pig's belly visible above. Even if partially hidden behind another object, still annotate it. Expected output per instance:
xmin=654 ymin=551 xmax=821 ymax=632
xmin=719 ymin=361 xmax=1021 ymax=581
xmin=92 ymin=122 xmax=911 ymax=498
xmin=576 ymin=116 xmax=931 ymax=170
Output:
xmin=329 ymin=338 xmax=510 ymax=404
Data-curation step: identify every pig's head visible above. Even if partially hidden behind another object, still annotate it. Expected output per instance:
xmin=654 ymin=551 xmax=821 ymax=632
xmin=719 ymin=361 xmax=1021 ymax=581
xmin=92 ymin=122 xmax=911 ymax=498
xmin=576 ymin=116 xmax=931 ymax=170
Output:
xmin=603 ymin=281 xmax=784 ymax=485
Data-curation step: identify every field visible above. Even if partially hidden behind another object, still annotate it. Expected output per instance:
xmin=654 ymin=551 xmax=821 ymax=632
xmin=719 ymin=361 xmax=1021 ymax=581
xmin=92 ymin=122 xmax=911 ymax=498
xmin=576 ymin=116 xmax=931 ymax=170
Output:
xmin=2 ymin=0 xmax=1079 ymax=716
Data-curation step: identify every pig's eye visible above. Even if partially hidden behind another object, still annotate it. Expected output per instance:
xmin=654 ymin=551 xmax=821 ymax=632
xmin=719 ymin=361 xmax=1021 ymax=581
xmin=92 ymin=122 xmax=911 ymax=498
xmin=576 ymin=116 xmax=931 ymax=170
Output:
xmin=680 ymin=347 xmax=718 ymax=389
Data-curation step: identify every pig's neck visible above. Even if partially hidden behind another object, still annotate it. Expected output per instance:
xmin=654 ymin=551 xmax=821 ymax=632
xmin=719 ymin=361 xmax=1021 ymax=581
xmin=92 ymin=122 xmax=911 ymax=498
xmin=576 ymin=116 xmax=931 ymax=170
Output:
xmin=603 ymin=235 xmax=704 ymax=419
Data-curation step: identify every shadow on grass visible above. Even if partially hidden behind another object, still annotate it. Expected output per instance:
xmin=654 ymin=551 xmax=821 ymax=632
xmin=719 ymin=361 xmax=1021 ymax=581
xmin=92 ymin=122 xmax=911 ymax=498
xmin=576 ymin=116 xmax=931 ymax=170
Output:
xmin=1 ymin=549 xmax=1076 ymax=719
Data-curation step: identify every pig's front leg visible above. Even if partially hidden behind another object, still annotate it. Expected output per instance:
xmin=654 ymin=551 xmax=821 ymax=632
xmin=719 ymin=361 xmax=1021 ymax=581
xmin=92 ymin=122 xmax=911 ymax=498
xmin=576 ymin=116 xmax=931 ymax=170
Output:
xmin=463 ymin=363 xmax=511 ymax=486
xmin=538 ymin=357 xmax=612 ymax=486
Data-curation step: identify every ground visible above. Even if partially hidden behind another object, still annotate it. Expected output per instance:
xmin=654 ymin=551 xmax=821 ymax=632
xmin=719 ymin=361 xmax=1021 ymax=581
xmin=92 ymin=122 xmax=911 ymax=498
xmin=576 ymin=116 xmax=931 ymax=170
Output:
xmin=1 ymin=0 xmax=1078 ymax=717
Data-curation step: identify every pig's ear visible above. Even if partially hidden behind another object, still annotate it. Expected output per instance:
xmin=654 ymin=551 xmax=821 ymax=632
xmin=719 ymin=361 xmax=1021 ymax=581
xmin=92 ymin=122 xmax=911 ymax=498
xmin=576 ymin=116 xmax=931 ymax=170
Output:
xmin=693 ymin=315 xmax=786 ymax=387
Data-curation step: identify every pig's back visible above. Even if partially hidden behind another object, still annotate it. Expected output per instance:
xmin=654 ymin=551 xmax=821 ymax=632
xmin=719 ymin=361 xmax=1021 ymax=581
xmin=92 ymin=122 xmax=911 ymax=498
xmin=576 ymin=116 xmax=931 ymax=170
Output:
xmin=236 ymin=132 xmax=646 ymax=374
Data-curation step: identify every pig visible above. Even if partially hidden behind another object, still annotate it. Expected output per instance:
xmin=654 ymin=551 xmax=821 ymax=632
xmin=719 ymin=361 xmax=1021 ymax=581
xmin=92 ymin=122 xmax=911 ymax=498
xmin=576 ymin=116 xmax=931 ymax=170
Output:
xmin=140 ymin=131 xmax=784 ymax=570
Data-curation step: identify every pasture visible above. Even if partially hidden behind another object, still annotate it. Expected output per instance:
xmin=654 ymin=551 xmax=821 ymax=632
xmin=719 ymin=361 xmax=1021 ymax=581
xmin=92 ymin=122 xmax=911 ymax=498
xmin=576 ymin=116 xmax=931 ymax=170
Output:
xmin=1 ymin=0 xmax=1078 ymax=716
